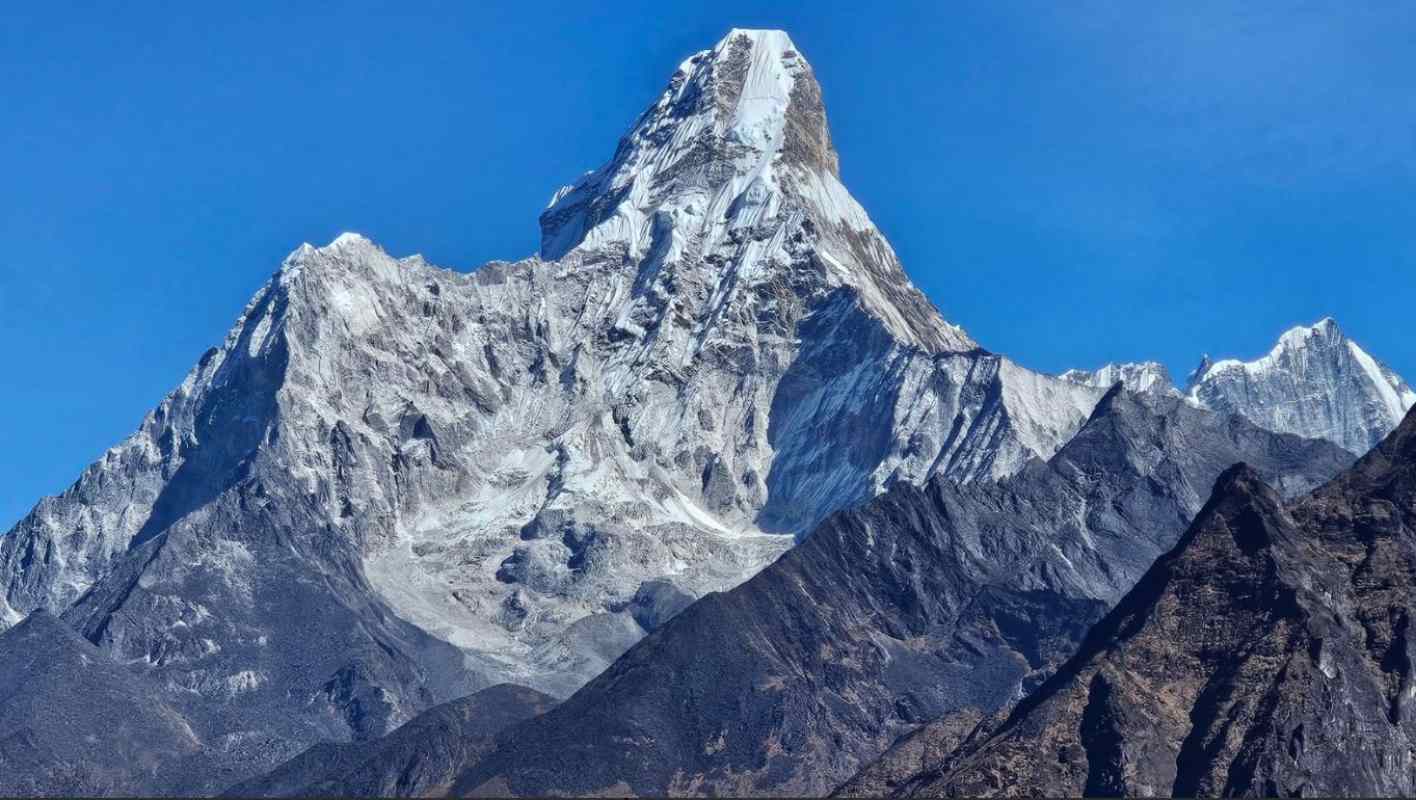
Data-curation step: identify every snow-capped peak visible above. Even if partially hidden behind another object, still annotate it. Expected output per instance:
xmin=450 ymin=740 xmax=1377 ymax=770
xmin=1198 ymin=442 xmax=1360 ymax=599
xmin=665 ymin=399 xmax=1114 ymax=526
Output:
xmin=1188 ymin=317 xmax=1347 ymax=388
xmin=538 ymin=28 xmax=841 ymax=262
xmin=536 ymin=28 xmax=974 ymax=353
xmin=1186 ymin=317 xmax=1415 ymax=454
xmin=1059 ymin=361 xmax=1177 ymax=396
xmin=326 ymin=231 xmax=372 ymax=250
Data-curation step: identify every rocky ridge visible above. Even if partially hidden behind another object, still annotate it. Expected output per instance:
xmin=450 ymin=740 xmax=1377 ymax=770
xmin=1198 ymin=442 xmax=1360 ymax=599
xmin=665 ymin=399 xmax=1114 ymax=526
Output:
xmin=1065 ymin=318 xmax=1414 ymax=456
xmin=442 ymin=388 xmax=1350 ymax=797
xmin=0 ymin=29 xmax=1103 ymax=778
xmin=874 ymin=405 xmax=1416 ymax=797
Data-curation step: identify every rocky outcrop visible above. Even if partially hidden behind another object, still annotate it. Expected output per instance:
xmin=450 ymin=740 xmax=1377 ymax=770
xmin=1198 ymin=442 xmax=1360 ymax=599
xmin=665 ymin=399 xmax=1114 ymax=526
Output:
xmin=882 ymin=406 xmax=1416 ymax=797
xmin=447 ymin=389 xmax=1350 ymax=797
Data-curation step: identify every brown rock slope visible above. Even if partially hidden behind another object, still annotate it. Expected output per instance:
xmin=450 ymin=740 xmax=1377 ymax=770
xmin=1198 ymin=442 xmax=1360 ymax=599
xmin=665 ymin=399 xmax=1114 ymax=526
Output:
xmin=875 ymin=407 xmax=1416 ymax=797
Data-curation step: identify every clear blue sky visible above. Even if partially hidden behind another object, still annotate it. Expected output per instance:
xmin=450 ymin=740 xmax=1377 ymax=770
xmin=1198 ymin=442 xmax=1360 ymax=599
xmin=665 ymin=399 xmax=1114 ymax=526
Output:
xmin=4 ymin=1 xmax=1415 ymax=528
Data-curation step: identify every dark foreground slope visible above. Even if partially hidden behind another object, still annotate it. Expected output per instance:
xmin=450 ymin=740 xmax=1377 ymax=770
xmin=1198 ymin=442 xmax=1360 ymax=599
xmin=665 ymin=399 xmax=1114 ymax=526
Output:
xmin=885 ymin=407 xmax=1416 ymax=797
xmin=0 ymin=610 xmax=205 ymax=797
xmin=224 ymin=684 xmax=555 ymax=798
xmin=437 ymin=389 xmax=1349 ymax=797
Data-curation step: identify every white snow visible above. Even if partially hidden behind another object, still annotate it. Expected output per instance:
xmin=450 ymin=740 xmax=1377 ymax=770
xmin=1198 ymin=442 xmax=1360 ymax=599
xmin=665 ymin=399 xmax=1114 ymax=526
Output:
xmin=1187 ymin=318 xmax=1415 ymax=454
xmin=1347 ymin=340 xmax=1413 ymax=422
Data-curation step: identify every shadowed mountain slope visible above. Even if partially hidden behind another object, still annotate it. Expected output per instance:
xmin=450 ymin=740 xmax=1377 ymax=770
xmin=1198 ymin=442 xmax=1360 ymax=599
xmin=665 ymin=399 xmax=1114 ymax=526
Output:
xmin=223 ymin=684 xmax=555 ymax=798
xmin=876 ymin=406 xmax=1416 ymax=797
xmin=445 ymin=389 xmax=1350 ymax=797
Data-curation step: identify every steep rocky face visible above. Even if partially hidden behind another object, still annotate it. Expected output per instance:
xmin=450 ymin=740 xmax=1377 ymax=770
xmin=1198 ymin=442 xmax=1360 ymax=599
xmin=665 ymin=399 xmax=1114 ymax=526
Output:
xmin=448 ymin=389 xmax=1350 ymax=797
xmin=0 ymin=26 xmax=1105 ymax=729
xmin=890 ymin=407 xmax=1416 ymax=798
xmin=1067 ymin=318 xmax=1413 ymax=457
xmin=223 ymin=684 xmax=556 ymax=798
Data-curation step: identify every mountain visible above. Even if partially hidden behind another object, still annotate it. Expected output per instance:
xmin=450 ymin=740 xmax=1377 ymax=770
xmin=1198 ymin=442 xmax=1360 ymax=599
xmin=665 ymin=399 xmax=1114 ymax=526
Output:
xmin=223 ymin=684 xmax=555 ymax=798
xmin=1059 ymin=361 xmax=1177 ymax=397
xmin=444 ymin=388 xmax=1350 ymax=797
xmin=0 ymin=610 xmax=206 ymax=796
xmin=879 ymin=407 xmax=1416 ymax=797
xmin=1066 ymin=318 xmax=1414 ymax=456
xmin=1188 ymin=317 xmax=1415 ymax=456
xmin=0 ymin=28 xmax=1107 ymax=785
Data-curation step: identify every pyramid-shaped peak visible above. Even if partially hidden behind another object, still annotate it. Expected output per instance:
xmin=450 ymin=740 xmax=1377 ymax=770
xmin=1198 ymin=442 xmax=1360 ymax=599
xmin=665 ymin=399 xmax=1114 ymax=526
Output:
xmin=538 ymin=28 xmax=845 ymax=262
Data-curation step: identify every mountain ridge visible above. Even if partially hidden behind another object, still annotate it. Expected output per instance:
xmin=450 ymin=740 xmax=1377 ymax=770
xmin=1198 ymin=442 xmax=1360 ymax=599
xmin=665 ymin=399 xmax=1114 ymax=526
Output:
xmin=0 ymin=27 xmax=1407 ymax=797
xmin=1063 ymin=316 xmax=1414 ymax=454
xmin=0 ymin=31 xmax=1104 ymax=779
xmin=441 ymin=387 xmax=1351 ymax=797
xmin=867 ymin=406 xmax=1416 ymax=796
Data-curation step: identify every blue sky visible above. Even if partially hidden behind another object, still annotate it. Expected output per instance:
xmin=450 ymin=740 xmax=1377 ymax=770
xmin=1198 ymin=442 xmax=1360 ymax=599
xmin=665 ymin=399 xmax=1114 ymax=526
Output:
xmin=3 ymin=1 xmax=1415 ymax=528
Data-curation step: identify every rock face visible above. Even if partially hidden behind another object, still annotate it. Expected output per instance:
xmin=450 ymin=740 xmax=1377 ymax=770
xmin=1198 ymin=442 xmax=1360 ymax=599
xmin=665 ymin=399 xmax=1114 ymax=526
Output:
xmin=887 ymin=407 xmax=1416 ymax=798
xmin=0 ymin=28 xmax=1104 ymax=784
xmin=0 ymin=610 xmax=205 ymax=797
xmin=223 ymin=684 xmax=555 ymax=798
xmin=448 ymin=389 xmax=1350 ymax=797
xmin=1067 ymin=318 xmax=1414 ymax=456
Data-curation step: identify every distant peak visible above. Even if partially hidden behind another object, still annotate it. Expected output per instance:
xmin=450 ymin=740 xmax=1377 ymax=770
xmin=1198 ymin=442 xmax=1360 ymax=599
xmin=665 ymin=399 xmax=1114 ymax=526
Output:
xmin=1188 ymin=318 xmax=1347 ymax=389
xmin=1059 ymin=361 xmax=1176 ymax=396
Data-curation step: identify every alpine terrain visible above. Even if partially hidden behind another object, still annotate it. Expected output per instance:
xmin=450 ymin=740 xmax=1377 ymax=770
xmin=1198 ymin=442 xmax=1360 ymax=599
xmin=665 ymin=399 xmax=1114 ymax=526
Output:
xmin=0 ymin=28 xmax=1105 ymax=790
xmin=886 ymin=405 xmax=1416 ymax=797
xmin=0 ymin=26 xmax=1408 ymax=799
xmin=1063 ymin=317 xmax=1415 ymax=455
xmin=334 ymin=388 xmax=1349 ymax=798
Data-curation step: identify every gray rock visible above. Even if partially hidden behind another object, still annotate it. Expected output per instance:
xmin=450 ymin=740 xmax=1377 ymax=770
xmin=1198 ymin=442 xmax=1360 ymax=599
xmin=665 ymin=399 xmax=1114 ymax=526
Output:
xmin=222 ymin=684 xmax=556 ymax=798
xmin=0 ymin=610 xmax=204 ymax=797
xmin=449 ymin=388 xmax=1351 ymax=797
xmin=899 ymin=406 xmax=1416 ymax=796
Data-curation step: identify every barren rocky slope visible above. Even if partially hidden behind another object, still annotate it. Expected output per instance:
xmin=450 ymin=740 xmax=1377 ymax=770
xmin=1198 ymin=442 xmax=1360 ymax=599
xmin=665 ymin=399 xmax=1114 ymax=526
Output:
xmin=223 ymin=684 xmax=555 ymax=798
xmin=878 ymin=406 xmax=1416 ymax=797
